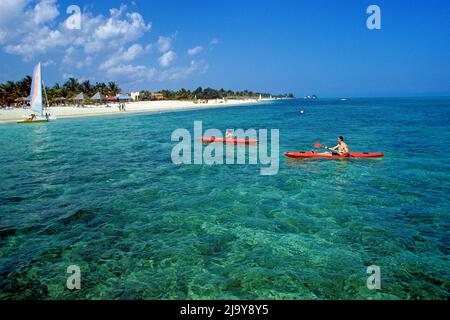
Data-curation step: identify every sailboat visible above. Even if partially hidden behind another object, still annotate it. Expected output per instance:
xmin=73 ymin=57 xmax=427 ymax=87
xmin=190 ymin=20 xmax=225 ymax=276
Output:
xmin=18 ymin=62 xmax=52 ymax=123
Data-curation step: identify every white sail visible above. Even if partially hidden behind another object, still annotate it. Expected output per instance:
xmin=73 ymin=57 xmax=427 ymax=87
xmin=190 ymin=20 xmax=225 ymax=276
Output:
xmin=30 ymin=62 xmax=43 ymax=115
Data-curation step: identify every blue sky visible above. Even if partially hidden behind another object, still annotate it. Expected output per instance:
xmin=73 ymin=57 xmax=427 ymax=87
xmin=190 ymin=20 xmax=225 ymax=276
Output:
xmin=0 ymin=0 xmax=449 ymax=97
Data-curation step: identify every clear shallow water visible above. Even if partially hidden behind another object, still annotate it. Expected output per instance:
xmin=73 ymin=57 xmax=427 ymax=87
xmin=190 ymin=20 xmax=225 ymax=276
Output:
xmin=0 ymin=98 xmax=448 ymax=300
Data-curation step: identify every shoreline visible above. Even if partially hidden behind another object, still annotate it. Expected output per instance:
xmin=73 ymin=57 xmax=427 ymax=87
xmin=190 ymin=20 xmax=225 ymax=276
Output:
xmin=0 ymin=98 xmax=278 ymax=124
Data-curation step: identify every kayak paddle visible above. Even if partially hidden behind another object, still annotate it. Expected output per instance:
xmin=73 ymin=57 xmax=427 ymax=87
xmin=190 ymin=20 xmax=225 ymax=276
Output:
xmin=314 ymin=143 xmax=327 ymax=149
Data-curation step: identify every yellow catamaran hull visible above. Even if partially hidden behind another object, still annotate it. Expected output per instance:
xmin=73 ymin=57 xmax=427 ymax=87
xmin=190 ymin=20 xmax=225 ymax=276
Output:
xmin=17 ymin=118 xmax=49 ymax=124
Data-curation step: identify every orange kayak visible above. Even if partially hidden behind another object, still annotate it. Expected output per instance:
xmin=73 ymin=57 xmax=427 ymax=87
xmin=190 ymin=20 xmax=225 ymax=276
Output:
xmin=201 ymin=137 xmax=258 ymax=144
xmin=284 ymin=151 xmax=384 ymax=159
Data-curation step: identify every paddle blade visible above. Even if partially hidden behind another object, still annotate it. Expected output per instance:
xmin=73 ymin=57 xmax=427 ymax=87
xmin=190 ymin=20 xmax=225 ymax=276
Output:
xmin=314 ymin=143 xmax=323 ymax=149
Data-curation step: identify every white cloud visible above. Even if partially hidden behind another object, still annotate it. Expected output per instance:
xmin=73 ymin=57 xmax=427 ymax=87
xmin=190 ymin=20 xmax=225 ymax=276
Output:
xmin=102 ymin=59 xmax=208 ymax=86
xmin=62 ymin=46 xmax=93 ymax=69
xmin=99 ymin=43 xmax=150 ymax=70
xmin=31 ymin=0 xmax=59 ymax=25
xmin=42 ymin=59 xmax=54 ymax=66
xmin=3 ymin=2 xmax=151 ymax=60
xmin=187 ymin=46 xmax=204 ymax=56
xmin=5 ymin=27 xmax=66 ymax=58
xmin=106 ymin=64 xmax=147 ymax=79
xmin=0 ymin=2 xmax=209 ymax=88
xmin=93 ymin=10 xmax=151 ymax=43
xmin=83 ymin=10 xmax=151 ymax=55
xmin=157 ymin=36 xmax=172 ymax=52
xmin=210 ymin=38 xmax=220 ymax=45
xmin=0 ymin=0 xmax=58 ymax=44
xmin=159 ymin=60 xmax=208 ymax=81
xmin=0 ymin=0 xmax=30 ymax=34
xmin=158 ymin=50 xmax=176 ymax=67
xmin=0 ymin=0 xmax=29 ymax=18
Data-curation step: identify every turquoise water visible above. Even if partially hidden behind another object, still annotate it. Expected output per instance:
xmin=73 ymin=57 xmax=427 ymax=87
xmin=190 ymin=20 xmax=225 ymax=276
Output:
xmin=0 ymin=98 xmax=448 ymax=299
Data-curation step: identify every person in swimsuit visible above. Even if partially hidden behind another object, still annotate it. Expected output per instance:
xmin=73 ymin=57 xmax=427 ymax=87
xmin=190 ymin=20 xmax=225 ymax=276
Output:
xmin=225 ymin=129 xmax=235 ymax=139
xmin=321 ymin=136 xmax=349 ymax=155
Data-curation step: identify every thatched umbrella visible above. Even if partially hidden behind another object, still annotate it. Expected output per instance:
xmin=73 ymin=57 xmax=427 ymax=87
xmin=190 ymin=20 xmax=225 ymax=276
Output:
xmin=73 ymin=92 xmax=88 ymax=101
xmin=90 ymin=92 xmax=106 ymax=102
xmin=73 ymin=92 xmax=89 ymax=106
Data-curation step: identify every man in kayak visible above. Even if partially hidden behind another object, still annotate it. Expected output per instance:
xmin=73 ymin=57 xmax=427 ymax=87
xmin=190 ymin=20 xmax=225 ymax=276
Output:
xmin=320 ymin=136 xmax=349 ymax=155
xmin=225 ymin=129 xmax=235 ymax=139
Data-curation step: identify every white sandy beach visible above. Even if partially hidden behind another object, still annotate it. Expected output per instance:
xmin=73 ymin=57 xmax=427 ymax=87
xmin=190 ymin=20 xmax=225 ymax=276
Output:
xmin=0 ymin=98 xmax=275 ymax=124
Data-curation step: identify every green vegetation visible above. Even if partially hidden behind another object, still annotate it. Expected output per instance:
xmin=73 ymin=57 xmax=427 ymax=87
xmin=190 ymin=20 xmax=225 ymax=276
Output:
xmin=0 ymin=77 xmax=122 ymax=106
xmin=155 ymin=87 xmax=290 ymax=101
xmin=155 ymin=88 xmax=293 ymax=101
xmin=0 ymin=76 xmax=294 ymax=106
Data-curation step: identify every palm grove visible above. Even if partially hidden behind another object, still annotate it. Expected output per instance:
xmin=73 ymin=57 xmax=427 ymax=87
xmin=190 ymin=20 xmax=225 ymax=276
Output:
xmin=0 ymin=77 xmax=121 ymax=106
xmin=0 ymin=76 xmax=293 ymax=106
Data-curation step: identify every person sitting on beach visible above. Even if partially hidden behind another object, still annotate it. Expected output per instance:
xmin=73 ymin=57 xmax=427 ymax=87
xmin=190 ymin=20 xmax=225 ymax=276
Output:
xmin=320 ymin=136 xmax=349 ymax=155
xmin=225 ymin=129 xmax=235 ymax=139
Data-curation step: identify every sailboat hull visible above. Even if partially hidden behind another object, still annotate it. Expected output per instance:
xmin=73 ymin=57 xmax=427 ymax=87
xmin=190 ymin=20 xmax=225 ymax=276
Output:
xmin=17 ymin=117 xmax=49 ymax=124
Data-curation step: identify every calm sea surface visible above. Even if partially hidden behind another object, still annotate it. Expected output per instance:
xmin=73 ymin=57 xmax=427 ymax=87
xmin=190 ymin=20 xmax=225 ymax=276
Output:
xmin=0 ymin=98 xmax=448 ymax=299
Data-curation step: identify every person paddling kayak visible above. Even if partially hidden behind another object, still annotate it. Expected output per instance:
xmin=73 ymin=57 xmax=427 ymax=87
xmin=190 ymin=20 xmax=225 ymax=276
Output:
xmin=319 ymin=136 xmax=349 ymax=155
xmin=284 ymin=137 xmax=384 ymax=159
xmin=225 ymin=129 xmax=235 ymax=139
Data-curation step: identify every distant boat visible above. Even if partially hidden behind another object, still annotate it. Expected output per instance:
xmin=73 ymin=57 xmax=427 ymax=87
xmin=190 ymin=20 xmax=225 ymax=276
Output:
xmin=17 ymin=62 xmax=53 ymax=124
xmin=304 ymin=95 xmax=318 ymax=100
xmin=340 ymin=98 xmax=348 ymax=101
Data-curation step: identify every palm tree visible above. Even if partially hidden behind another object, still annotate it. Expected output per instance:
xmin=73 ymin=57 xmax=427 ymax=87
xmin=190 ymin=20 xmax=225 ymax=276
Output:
xmin=94 ymin=82 xmax=108 ymax=95
xmin=63 ymin=78 xmax=81 ymax=97
xmin=0 ymin=83 xmax=6 ymax=105
xmin=140 ymin=90 xmax=152 ymax=100
xmin=4 ymin=81 xmax=18 ymax=105
xmin=107 ymin=82 xmax=121 ymax=96
xmin=160 ymin=89 xmax=175 ymax=100
xmin=81 ymin=80 xmax=93 ymax=96
xmin=16 ymin=76 xmax=32 ymax=98
xmin=176 ymin=88 xmax=190 ymax=100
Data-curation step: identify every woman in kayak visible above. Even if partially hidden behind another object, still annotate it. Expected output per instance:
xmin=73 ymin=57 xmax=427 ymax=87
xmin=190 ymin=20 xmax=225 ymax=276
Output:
xmin=320 ymin=136 xmax=349 ymax=155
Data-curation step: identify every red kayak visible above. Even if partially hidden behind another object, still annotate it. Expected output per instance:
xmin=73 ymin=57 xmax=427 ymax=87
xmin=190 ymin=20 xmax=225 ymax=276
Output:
xmin=284 ymin=151 xmax=384 ymax=159
xmin=201 ymin=137 xmax=258 ymax=144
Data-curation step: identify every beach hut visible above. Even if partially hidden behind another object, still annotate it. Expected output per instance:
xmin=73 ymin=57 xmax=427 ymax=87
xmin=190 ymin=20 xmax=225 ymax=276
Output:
xmin=152 ymin=93 xmax=165 ymax=101
xmin=73 ymin=92 xmax=89 ymax=107
xmin=73 ymin=92 xmax=88 ymax=101
xmin=90 ymin=92 xmax=106 ymax=103
xmin=15 ymin=97 xmax=29 ymax=107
